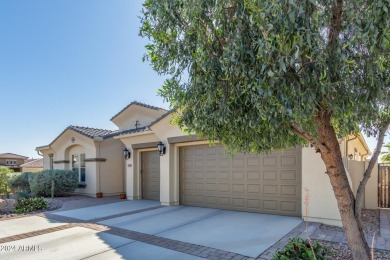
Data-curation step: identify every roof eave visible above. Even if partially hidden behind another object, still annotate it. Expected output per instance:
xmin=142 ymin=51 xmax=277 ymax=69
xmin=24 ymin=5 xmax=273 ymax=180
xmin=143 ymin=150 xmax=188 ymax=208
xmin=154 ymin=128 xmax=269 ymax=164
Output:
xmin=36 ymin=146 xmax=51 ymax=151
xmin=358 ymin=135 xmax=372 ymax=156
xmin=113 ymin=130 xmax=154 ymax=139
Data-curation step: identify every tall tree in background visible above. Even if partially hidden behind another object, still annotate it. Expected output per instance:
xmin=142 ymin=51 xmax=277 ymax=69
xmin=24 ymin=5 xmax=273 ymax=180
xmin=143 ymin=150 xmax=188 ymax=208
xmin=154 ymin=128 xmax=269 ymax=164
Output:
xmin=381 ymin=143 xmax=390 ymax=163
xmin=140 ymin=1 xmax=390 ymax=259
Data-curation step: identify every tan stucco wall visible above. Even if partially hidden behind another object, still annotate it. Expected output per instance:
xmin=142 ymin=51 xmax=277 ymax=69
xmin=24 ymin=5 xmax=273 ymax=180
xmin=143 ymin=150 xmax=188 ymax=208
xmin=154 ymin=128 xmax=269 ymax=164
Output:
xmin=349 ymin=160 xmax=378 ymax=210
xmin=51 ymin=130 xmax=97 ymax=165
xmin=112 ymin=105 xmax=166 ymax=131
xmin=68 ymin=145 xmax=98 ymax=196
xmin=98 ymin=137 xmax=125 ymax=196
xmin=40 ymin=149 xmax=54 ymax=170
xmin=150 ymin=115 xmax=189 ymax=206
xmin=119 ymin=132 xmax=160 ymax=200
xmin=41 ymin=130 xmax=98 ymax=196
xmin=302 ymin=147 xmax=343 ymax=226
xmin=39 ymin=133 xmax=125 ymax=197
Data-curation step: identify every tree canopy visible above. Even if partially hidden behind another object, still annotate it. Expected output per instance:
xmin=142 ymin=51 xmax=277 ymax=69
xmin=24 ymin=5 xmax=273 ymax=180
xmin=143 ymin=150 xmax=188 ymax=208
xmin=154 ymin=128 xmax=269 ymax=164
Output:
xmin=140 ymin=0 xmax=389 ymax=154
xmin=140 ymin=1 xmax=389 ymax=258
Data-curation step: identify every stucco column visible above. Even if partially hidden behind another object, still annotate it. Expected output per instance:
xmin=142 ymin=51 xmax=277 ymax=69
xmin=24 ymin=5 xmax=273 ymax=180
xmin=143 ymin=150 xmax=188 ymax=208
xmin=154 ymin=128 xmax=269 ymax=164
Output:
xmin=125 ymin=152 xmax=140 ymax=200
xmin=160 ymin=142 xmax=179 ymax=206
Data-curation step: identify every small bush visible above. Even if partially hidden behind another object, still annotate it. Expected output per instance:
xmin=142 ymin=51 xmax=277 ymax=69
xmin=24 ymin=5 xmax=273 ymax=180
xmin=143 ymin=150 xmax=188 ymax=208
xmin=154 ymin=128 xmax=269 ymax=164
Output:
xmin=8 ymin=172 xmax=31 ymax=193
xmin=272 ymin=237 xmax=334 ymax=260
xmin=16 ymin=190 xmax=32 ymax=199
xmin=0 ymin=166 xmax=13 ymax=196
xmin=14 ymin=197 xmax=48 ymax=213
xmin=29 ymin=170 xmax=78 ymax=197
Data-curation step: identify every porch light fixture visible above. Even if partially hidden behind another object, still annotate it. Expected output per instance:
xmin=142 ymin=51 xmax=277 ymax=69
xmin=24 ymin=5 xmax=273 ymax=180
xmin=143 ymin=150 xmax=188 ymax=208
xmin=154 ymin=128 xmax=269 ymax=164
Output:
xmin=157 ymin=141 xmax=166 ymax=156
xmin=123 ymin=148 xmax=131 ymax=159
xmin=348 ymin=154 xmax=353 ymax=159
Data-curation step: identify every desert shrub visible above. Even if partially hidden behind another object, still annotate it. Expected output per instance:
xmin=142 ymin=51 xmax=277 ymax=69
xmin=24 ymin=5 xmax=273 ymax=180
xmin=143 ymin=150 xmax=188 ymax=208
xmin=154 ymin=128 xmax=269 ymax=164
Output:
xmin=14 ymin=197 xmax=48 ymax=213
xmin=0 ymin=166 xmax=13 ymax=196
xmin=16 ymin=190 xmax=32 ymax=199
xmin=29 ymin=170 xmax=78 ymax=197
xmin=272 ymin=237 xmax=334 ymax=260
xmin=8 ymin=172 xmax=31 ymax=192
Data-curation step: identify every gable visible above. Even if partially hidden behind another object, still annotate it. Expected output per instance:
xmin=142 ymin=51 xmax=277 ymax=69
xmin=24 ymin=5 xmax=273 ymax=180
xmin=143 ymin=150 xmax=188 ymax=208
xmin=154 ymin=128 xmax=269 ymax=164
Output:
xmin=111 ymin=102 xmax=166 ymax=131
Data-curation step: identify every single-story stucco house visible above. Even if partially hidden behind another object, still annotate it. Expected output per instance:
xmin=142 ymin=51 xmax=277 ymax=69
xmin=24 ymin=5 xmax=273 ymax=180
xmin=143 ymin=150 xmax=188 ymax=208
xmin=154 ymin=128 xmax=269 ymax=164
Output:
xmin=20 ymin=158 xmax=44 ymax=173
xmin=36 ymin=101 xmax=378 ymax=226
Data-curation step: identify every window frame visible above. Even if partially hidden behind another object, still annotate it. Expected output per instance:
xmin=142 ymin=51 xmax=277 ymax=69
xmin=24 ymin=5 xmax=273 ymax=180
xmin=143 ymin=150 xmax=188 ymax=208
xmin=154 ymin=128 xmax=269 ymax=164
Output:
xmin=72 ymin=153 xmax=86 ymax=183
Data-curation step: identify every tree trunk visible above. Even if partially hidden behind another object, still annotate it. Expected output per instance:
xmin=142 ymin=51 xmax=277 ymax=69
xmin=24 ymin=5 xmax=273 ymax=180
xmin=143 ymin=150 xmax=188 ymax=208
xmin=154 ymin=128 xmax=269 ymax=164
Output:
xmin=355 ymin=122 xmax=389 ymax=224
xmin=316 ymin=113 xmax=370 ymax=260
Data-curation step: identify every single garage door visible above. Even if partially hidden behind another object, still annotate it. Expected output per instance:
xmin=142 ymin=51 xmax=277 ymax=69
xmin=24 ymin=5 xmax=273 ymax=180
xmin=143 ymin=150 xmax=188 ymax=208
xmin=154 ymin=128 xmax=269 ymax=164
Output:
xmin=141 ymin=151 xmax=160 ymax=200
xmin=180 ymin=145 xmax=302 ymax=216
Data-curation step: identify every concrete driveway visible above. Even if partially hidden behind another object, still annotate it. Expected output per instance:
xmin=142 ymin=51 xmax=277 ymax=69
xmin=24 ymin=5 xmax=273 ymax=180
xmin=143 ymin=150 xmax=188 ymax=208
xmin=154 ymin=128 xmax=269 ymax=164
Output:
xmin=0 ymin=198 xmax=302 ymax=259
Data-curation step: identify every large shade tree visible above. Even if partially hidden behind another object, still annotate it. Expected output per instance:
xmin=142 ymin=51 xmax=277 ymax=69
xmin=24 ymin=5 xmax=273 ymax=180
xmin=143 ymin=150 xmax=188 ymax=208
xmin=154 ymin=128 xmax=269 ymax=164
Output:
xmin=140 ymin=0 xmax=390 ymax=259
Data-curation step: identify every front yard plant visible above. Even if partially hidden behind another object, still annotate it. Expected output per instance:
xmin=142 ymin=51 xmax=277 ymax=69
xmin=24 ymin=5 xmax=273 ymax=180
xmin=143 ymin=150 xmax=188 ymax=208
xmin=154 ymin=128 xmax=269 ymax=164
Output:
xmin=0 ymin=166 xmax=13 ymax=198
xmin=8 ymin=172 xmax=30 ymax=193
xmin=273 ymin=238 xmax=334 ymax=260
xmin=29 ymin=170 xmax=78 ymax=197
xmin=13 ymin=197 xmax=48 ymax=213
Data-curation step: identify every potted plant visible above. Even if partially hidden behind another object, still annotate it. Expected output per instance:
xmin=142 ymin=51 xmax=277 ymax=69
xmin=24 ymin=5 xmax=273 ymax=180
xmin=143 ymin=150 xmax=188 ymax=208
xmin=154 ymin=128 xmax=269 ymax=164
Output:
xmin=96 ymin=192 xmax=103 ymax=198
xmin=119 ymin=193 xmax=126 ymax=199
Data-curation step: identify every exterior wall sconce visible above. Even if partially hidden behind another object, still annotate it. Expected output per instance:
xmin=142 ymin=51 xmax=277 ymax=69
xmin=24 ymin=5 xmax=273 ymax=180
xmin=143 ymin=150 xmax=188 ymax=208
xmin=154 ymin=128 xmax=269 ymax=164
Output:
xmin=157 ymin=141 xmax=166 ymax=156
xmin=71 ymin=137 xmax=76 ymax=143
xmin=123 ymin=148 xmax=131 ymax=159
xmin=348 ymin=154 xmax=353 ymax=159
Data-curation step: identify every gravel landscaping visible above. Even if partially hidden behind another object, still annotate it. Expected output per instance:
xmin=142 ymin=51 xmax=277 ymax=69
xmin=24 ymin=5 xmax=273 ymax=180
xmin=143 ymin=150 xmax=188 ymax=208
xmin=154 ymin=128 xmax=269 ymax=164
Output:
xmin=320 ymin=209 xmax=380 ymax=236
xmin=319 ymin=240 xmax=390 ymax=260
xmin=314 ymin=209 xmax=389 ymax=259
xmin=0 ymin=194 xmax=87 ymax=219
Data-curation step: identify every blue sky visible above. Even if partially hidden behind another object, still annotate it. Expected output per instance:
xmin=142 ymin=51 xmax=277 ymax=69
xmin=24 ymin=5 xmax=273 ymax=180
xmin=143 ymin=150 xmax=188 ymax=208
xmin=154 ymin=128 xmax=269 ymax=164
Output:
xmin=0 ymin=0 xmax=167 ymax=158
xmin=0 ymin=1 xmax=388 ymax=159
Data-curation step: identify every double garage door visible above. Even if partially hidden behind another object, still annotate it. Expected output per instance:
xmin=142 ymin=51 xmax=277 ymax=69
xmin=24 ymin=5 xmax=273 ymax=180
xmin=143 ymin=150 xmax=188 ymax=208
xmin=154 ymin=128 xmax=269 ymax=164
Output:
xmin=179 ymin=145 xmax=302 ymax=216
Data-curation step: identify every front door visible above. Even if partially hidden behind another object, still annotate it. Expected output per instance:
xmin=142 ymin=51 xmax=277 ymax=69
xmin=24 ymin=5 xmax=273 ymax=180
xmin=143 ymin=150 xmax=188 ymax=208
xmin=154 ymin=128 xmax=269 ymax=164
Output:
xmin=141 ymin=151 xmax=160 ymax=200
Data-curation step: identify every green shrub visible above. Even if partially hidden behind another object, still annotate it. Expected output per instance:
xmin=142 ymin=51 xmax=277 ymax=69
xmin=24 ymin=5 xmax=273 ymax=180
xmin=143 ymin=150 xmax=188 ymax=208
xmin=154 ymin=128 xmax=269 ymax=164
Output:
xmin=0 ymin=166 xmax=13 ymax=196
xmin=29 ymin=170 xmax=78 ymax=197
xmin=272 ymin=238 xmax=334 ymax=260
xmin=14 ymin=197 xmax=48 ymax=213
xmin=16 ymin=190 xmax=32 ymax=199
xmin=8 ymin=172 xmax=31 ymax=192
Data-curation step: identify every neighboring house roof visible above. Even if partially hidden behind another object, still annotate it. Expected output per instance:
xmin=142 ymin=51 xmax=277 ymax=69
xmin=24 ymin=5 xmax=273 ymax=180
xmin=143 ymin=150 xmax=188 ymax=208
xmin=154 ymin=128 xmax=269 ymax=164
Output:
xmin=0 ymin=153 xmax=29 ymax=159
xmin=110 ymin=101 xmax=167 ymax=121
xmin=20 ymin=158 xmax=43 ymax=168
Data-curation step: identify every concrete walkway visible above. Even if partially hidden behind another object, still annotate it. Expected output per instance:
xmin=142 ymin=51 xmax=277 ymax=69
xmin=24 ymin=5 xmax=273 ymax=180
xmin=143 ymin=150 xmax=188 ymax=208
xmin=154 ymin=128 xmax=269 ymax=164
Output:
xmin=0 ymin=197 xmax=389 ymax=260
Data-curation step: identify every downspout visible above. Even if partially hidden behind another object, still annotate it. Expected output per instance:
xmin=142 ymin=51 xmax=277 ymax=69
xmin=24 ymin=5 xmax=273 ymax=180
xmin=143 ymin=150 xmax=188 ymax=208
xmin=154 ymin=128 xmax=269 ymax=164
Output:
xmin=37 ymin=151 xmax=43 ymax=156
xmin=98 ymin=141 xmax=101 ymax=194
xmin=361 ymin=151 xmax=370 ymax=161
